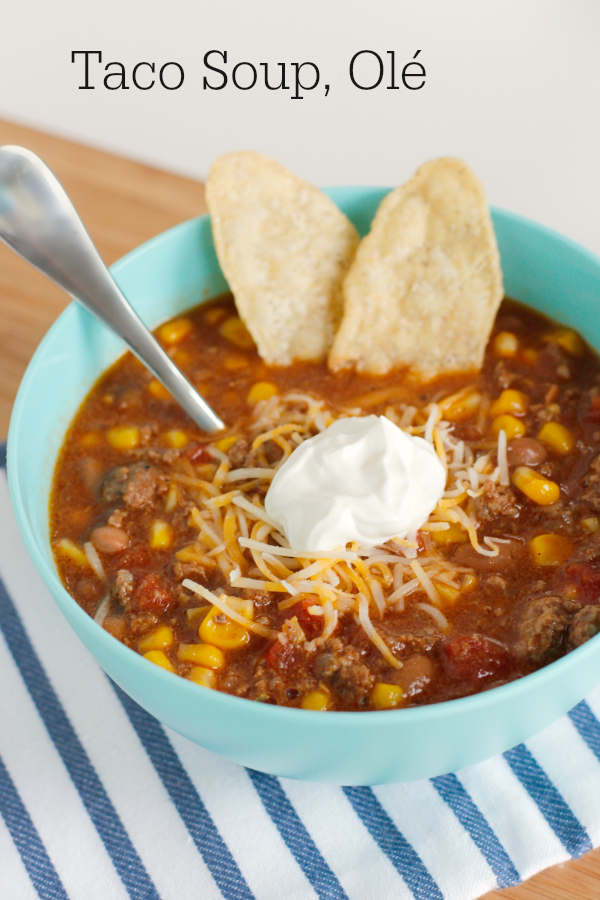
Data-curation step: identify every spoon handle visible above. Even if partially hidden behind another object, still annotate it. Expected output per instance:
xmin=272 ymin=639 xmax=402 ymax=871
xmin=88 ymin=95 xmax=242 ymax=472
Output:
xmin=0 ymin=145 xmax=225 ymax=433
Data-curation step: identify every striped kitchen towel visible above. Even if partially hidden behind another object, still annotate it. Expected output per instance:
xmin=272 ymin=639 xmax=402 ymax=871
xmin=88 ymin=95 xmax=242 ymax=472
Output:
xmin=1 ymin=441 xmax=600 ymax=900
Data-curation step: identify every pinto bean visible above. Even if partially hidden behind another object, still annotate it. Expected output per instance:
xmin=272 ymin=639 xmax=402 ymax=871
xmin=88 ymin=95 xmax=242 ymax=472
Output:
xmin=397 ymin=655 xmax=434 ymax=698
xmin=90 ymin=525 xmax=130 ymax=554
xmin=507 ymin=438 xmax=547 ymax=468
xmin=453 ymin=539 xmax=524 ymax=572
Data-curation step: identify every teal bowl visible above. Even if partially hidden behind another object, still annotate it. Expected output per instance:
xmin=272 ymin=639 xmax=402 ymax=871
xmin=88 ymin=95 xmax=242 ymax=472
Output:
xmin=8 ymin=188 xmax=600 ymax=785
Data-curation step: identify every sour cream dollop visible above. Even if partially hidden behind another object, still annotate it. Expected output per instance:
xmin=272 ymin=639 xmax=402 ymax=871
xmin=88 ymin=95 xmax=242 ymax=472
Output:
xmin=265 ymin=415 xmax=446 ymax=551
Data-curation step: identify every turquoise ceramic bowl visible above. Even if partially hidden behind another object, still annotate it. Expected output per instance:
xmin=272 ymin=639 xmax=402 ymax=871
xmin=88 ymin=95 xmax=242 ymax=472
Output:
xmin=9 ymin=188 xmax=600 ymax=785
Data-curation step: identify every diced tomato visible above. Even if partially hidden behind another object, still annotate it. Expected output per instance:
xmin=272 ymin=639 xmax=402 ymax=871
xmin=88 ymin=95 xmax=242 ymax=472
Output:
xmin=118 ymin=542 xmax=151 ymax=570
xmin=184 ymin=442 xmax=211 ymax=464
xmin=285 ymin=599 xmax=322 ymax=640
xmin=265 ymin=638 xmax=304 ymax=674
xmin=442 ymin=634 xmax=510 ymax=682
xmin=566 ymin=562 xmax=600 ymax=605
xmin=134 ymin=573 xmax=173 ymax=613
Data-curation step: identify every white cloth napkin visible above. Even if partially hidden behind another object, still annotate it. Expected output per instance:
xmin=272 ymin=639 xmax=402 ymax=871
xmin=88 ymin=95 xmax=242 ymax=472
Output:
xmin=2 ymin=445 xmax=600 ymax=900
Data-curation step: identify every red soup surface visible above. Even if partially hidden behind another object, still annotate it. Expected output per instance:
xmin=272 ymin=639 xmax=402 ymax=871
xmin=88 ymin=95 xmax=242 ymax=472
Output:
xmin=50 ymin=297 xmax=600 ymax=711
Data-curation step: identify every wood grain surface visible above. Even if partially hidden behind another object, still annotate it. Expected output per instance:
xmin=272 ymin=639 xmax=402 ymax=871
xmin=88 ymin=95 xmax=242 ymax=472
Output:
xmin=0 ymin=117 xmax=598 ymax=900
xmin=0 ymin=118 xmax=207 ymax=438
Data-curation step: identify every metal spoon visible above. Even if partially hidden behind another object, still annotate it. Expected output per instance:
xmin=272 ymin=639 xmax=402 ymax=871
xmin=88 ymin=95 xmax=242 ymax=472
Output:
xmin=0 ymin=145 xmax=225 ymax=433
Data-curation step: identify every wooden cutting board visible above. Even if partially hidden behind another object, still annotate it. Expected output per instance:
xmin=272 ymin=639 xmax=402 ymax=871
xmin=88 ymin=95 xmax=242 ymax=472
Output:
xmin=0 ymin=116 xmax=598 ymax=900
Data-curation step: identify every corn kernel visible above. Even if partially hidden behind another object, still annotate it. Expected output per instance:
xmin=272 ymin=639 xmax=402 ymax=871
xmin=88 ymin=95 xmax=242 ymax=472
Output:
xmin=247 ymin=382 xmax=278 ymax=404
xmin=138 ymin=625 xmax=174 ymax=653
xmin=143 ymin=650 xmax=175 ymax=673
xmin=148 ymin=379 xmax=173 ymax=401
xmin=223 ymin=353 xmax=249 ymax=371
xmin=149 ymin=520 xmax=174 ymax=550
xmin=530 ymin=533 xmax=574 ymax=566
xmin=543 ymin=328 xmax=584 ymax=356
xmin=106 ymin=426 xmax=140 ymax=450
xmin=512 ymin=466 xmax=560 ymax=505
xmin=434 ymin=581 xmax=460 ymax=603
xmin=157 ymin=317 xmax=193 ymax=345
xmin=176 ymin=545 xmax=209 ymax=565
xmin=164 ymin=429 xmax=187 ymax=449
xmin=55 ymin=538 xmax=89 ymax=567
xmin=538 ymin=421 xmax=575 ymax=456
xmin=219 ymin=316 xmax=255 ymax=349
xmin=490 ymin=390 xmax=529 ymax=417
xmin=432 ymin=524 xmax=468 ymax=546
xmin=186 ymin=606 xmax=211 ymax=624
xmin=79 ymin=432 xmax=101 ymax=447
xmin=187 ymin=666 xmax=216 ymax=688
xmin=199 ymin=603 xmax=251 ymax=649
xmin=493 ymin=331 xmax=519 ymax=357
xmin=438 ymin=389 xmax=482 ymax=422
xmin=177 ymin=643 xmax=225 ymax=669
xmin=301 ymin=690 xmax=330 ymax=711
xmin=215 ymin=434 xmax=240 ymax=452
xmin=461 ymin=573 xmax=478 ymax=593
xmin=204 ymin=306 xmax=226 ymax=326
xmin=582 ymin=517 xmax=600 ymax=534
xmin=491 ymin=414 xmax=526 ymax=440
xmin=372 ymin=683 xmax=405 ymax=710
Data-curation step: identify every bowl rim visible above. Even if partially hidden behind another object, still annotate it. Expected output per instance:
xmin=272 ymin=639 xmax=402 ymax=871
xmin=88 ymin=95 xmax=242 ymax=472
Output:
xmin=8 ymin=194 xmax=600 ymax=731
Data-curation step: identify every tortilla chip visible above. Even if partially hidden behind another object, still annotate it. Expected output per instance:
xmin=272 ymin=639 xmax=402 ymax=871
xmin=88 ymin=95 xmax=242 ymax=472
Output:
xmin=206 ymin=152 xmax=360 ymax=366
xmin=328 ymin=158 xmax=503 ymax=376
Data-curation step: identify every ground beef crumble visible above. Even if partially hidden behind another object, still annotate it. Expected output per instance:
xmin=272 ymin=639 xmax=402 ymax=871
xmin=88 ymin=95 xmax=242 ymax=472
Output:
xmin=479 ymin=481 xmax=520 ymax=520
xmin=515 ymin=595 xmax=581 ymax=664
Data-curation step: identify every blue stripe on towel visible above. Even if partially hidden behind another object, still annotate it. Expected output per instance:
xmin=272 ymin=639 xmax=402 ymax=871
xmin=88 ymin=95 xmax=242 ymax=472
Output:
xmin=503 ymin=744 xmax=592 ymax=858
xmin=569 ymin=700 xmax=600 ymax=760
xmin=0 ymin=752 xmax=69 ymax=900
xmin=0 ymin=442 xmax=6 ymax=470
xmin=113 ymin=682 xmax=255 ymax=900
xmin=0 ymin=575 xmax=161 ymax=900
xmin=248 ymin=768 xmax=349 ymax=900
xmin=343 ymin=787 xmax=443 ymax=900
xmin=431 ymin=773 xmax=520 ymax=888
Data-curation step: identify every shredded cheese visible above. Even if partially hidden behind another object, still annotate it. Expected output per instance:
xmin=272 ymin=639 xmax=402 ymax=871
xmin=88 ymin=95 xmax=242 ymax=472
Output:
xmin=415 ymin=602 xmax=449 ymax=632
xmin=93 ymin=593 xmax=111 ymax=625
xmin=357 ymin=594 xmax=401 ymax=668
xmin=84 ymin=542 xmax=106 ymax=581
xmin=224 ymin=467 xmax=276 ymax=483
xmin=238 ymin=537 xmax=358 ymax=561
xmin=497 ymin=429 xmax=509 ymax=486
xmin=148 ymin=388 xmax=518 ymax=667
xmin=183 ymin=579 xmax=278 ymax=639
xmin=424 ymin=403 xmax=440 ymax=444
xmin=409 ymin=560 xmax=440 ymax=604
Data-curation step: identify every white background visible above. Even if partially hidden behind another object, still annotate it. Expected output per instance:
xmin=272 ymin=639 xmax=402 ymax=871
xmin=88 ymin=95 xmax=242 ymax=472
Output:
xmin=1 ymin=0 xmax=599 ymax=253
